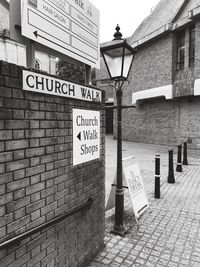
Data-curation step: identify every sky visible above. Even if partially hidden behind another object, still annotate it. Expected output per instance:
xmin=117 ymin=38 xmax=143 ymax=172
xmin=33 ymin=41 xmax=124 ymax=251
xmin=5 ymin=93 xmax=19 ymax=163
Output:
xmin=90 ymin=0 xmax=161 ymax=43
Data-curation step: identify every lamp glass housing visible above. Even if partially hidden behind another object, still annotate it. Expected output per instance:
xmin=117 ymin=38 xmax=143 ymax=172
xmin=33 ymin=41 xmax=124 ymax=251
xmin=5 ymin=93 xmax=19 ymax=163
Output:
xmin=101 ymin=41 xmax=135 ymax=81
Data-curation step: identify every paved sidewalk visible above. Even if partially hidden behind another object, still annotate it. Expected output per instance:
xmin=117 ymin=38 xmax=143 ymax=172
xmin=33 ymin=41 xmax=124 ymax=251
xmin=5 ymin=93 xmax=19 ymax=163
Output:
xmin=89 ymin=135 xmax=200 ymax=267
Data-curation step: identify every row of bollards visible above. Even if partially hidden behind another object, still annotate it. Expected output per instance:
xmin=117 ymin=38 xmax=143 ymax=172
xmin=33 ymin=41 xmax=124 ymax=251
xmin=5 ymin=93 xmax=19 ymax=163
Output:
xmin=155 ymin=142 xmax=188 ymax=199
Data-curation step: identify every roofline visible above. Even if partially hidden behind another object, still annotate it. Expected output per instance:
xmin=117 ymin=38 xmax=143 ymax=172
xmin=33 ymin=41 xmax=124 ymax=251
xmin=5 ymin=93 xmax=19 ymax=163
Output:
xmin=128 ymin=4 xmax=200 ymax=49
xmin=172 ymin=0 xmax=190 ymax=23
xmin=0 ymin=0 xmax=9 ymax=9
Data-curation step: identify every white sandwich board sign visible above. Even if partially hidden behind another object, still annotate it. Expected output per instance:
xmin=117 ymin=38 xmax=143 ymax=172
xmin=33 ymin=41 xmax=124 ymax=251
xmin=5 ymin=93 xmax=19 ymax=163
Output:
xmin=20 ymin=0 xmax=100 ymax=68
xmin=123 ymin=156 xmax=149 ymax=220
xmin=106 ymin=156 xmax=149 ymax=222
xmin=73 ymin=109 xmax=100 ymax=165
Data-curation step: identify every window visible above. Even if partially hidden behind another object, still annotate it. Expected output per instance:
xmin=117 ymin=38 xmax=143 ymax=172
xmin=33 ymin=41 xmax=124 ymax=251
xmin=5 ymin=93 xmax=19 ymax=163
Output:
xmin=35 ymin=59 xmax=41 ymax=70
xmin=177 ymin=30 xmax=185 ymax=70
xmin=189 ymin=24 xmax=195 ymax=67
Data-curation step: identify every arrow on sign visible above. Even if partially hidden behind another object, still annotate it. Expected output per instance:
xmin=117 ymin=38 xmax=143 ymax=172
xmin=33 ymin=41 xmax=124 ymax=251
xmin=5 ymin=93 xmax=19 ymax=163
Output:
xmin=77 ymin=132 xmax=81 ymax=141
xmin=33 ymin=30 xmax=49 ymax=41
xmin=33 ymin=31 xmax=38 ymax=38
xmin=32 ymin=31 xmax=96 ymax=65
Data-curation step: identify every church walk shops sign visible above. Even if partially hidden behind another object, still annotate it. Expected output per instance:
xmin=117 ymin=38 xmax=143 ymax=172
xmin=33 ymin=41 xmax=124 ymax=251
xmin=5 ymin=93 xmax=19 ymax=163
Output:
xmin=73 ymin=109 xmax=100 ymax=165
xmin=23 ymin=70 xmax=102 ymax=102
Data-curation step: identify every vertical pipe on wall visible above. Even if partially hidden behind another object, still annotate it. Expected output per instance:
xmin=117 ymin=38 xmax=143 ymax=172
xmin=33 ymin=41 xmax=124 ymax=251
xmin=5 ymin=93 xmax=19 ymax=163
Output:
xmin=26 ymin=38 xmax=35 ymax=68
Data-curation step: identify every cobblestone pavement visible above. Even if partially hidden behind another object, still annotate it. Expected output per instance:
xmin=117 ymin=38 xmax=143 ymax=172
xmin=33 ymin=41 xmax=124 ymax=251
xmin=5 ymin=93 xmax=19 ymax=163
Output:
xmin=89 ymin=135 xmax=200 ymax=267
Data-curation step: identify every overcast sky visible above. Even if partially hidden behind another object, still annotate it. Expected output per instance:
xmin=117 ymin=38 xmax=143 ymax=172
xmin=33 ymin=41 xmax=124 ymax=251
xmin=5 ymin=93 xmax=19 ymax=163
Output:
xmin=90 ymin=0 xmax=160 ymax=42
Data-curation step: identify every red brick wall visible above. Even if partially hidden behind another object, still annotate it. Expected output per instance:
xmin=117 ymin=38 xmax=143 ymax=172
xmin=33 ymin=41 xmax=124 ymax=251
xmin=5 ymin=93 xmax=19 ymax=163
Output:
xmin=0 ymin=61 xmax=105 ymax=266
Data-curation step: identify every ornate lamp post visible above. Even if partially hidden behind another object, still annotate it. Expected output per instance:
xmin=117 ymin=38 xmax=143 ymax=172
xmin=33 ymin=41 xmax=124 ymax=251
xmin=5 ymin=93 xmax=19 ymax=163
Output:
xmin=101 ymin=25 xmax=136 ymax=234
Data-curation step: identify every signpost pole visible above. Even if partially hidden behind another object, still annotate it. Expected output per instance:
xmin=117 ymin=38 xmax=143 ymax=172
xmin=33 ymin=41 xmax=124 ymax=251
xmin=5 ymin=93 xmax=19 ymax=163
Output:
xmin=26 ymin=38 xmax=35 ymax=68
xmin=85 ymin=64 xmax=92 ymax=85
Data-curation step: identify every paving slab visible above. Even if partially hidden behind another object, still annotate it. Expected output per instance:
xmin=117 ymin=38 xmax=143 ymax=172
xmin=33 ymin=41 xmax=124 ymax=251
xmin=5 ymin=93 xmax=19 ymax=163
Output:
xmin=89 ymin=135 xmax=200 ymax=267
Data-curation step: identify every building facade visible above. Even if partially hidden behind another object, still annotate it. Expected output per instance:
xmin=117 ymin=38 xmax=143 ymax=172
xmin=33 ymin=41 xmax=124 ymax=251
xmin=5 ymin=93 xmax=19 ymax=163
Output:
xmin=0 ymin=0 xmax=56 ymax=74
xmin=98 ymin=0 xmax=200 ymax=147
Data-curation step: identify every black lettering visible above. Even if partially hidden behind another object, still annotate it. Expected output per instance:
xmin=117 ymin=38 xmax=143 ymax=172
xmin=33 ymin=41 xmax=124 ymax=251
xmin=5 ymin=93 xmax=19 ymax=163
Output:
xmin=95 ymin=92 xmax=100 ymax=101
xmin=26 ymin=75 xmax=34 ymax=88
xmin=81 ymin=88 xmax=87 ymax=98
xmin=75 ymin=0 xmax=84 ymax=9
xmin=36 ymin=76 xmax=44 ymax=90
xmin=81 ymin=144 xmax=85 ymax=155
xmin=76 ymin=115 xmax=81 ymax=126
xmin=61 ymin=83 xmax=68 ymax=94
xmin=94 ymin=130 xmax=98 ymax=139
xmin=46 ymin=79 xmax=53 ymax=91
xmin=55 ymin=81 xmax=61 ymax=94
xmin=86 ymin=90 xmax=92 ymax=99
xmin=83 ymin=131 xmax=87 ymax=140
xmin=68 ymin=84 xmax=75 ymax=96
xmin=80 ymin=144 xmax=98 ymax=156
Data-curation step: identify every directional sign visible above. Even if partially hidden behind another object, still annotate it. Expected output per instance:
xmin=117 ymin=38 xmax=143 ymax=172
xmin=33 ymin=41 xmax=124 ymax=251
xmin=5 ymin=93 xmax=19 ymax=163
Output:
xmin=21 ymin=0 xmax=100 ymax=68
xmin=73 ymin=109 xmax=100 ymax=165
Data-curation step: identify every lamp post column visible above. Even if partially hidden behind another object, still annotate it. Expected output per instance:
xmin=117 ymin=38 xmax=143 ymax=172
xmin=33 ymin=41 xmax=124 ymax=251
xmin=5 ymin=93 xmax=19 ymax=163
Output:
xmin=114 ymin=82 xmax=125 ymax=233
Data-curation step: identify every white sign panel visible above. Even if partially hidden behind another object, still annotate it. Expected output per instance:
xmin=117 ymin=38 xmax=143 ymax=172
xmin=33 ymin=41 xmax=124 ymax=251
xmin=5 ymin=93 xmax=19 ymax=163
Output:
xmin=23 ymin=70 xmax=102 ymax=102
xmin=73 ymin=109 xmax=100 ymax=165
xmin=123 ymin=156 xmax=149 ymax=219
xmin=21 ymin=0 xmax=100 ymax=68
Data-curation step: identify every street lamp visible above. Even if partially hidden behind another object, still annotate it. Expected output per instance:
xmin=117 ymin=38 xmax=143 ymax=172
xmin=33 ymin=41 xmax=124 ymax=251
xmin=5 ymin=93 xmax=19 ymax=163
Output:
xmin=101 ymin=25 xmax=136 ymax=235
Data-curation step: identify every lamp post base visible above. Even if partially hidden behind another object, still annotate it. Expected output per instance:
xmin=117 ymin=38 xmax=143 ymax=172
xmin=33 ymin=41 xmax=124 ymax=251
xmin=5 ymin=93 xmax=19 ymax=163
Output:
xmin=111 ymin=224 xmax=128 ymax=236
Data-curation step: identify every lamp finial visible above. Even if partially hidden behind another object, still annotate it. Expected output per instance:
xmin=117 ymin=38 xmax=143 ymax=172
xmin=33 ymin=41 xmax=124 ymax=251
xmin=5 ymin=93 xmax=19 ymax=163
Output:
xmin=113 ymin=24 xmax=123 ymax=40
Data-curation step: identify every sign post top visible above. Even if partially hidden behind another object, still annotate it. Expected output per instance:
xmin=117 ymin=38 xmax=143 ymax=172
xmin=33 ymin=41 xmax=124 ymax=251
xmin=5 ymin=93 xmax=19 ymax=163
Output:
xmin=11 ymin=0 xmax=100 ymax=68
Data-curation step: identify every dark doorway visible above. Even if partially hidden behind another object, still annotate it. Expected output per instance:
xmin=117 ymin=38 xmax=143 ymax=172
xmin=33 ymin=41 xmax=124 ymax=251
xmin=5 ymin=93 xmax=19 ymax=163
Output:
xmin=106 ymin=103 xmax=113 ymax=134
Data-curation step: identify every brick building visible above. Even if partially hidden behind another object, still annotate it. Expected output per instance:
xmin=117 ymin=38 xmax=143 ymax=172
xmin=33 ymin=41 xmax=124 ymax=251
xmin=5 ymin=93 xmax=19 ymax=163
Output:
xmin=0 ymin=1 xmax=105 ymax=266
xmin=0 ymin=60 xmax=105 ymax=266
xmin=0 ymin=0 xmax=56 ymax=74
xmin=98 ymin=0 xmax=200 ymax=147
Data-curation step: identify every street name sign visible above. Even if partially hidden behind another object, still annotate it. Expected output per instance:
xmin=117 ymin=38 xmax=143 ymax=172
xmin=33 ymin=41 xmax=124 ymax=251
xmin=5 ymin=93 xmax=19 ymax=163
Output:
xmin=23 ymin=70 xmax=102 ymax=102
xmin=21 ymin=0 xmax=100 ymax=68
xmin=73 ymin=109 xmax=100 ymax=165
xmin=106 ymin=156 xmax=149 ymax=222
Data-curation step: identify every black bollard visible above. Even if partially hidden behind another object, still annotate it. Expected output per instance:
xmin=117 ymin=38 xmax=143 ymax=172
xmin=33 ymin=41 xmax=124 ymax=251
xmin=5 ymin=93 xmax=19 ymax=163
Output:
xmin=168 ymin=149 xmax=175 ymax=183
xmin=176 ymin=144 xmax=182 ymax=172
xmin=183 ymin=142 xmax=188 ymax=165
xmin=155 ymin=155 xmax=160 ymax=198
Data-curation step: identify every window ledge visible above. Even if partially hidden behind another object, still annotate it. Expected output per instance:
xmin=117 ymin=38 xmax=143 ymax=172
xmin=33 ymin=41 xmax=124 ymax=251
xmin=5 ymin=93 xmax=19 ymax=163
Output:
xmin=132 ymin=85 xmax=173 ymax=104
xmin=194 ymin=79 xmax=200 ymax=96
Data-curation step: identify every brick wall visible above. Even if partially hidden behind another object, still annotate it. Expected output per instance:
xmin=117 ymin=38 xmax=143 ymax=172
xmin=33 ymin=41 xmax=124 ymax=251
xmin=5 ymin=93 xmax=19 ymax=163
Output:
xmin=194 ymin=21 xmax=200 ymax=78
xmin=0 ymin=61 xmax=105 ymax=266
xmin=123 ymin=34 xmax=173 ymax=106
xmin=114 ymin=20 xmax=200 ymax=147
xmin=118 ymin=98 xmax=179 ymax=146
xmin=118 ymin=96 xmax=200 ymax=147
